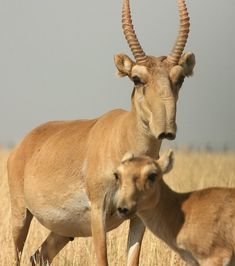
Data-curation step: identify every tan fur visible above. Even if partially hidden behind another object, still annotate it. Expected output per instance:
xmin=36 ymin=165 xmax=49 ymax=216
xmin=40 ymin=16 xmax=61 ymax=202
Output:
xmin=116 ymin=152 xmax=235 ymax=266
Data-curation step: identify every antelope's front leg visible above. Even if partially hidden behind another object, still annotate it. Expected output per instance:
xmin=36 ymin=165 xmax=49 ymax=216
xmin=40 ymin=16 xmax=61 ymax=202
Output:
xmin=91 ymin=204 xmax=108 ymax=266
xmin=127 ymin=216 xmax=146 ymax=266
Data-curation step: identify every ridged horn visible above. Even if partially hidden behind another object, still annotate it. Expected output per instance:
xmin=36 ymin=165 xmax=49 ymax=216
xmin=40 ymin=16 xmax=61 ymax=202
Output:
xmin=122 ymin=0 xmax=148 ymax=65
xmin=167 ymin=0 xmax=190 ymax=65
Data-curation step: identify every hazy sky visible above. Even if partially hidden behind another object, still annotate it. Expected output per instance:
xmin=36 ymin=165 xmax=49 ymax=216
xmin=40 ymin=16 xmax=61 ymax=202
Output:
xmin=0 ymin=0 xmax=235 ymax=150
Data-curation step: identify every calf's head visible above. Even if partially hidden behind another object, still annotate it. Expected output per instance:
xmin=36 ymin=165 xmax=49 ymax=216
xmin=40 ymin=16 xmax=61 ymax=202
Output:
xmin=115 ymin=150 xmax=174 ymax=218
xmin=114 ymin=0 xmax=195 ymax=140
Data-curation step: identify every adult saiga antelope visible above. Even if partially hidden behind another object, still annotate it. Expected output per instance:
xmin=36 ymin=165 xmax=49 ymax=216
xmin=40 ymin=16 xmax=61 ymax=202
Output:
xmin=7 ymin=0 xmax=195 ymax=265
xmin=116 ymin=151 xmax=235 ymax=266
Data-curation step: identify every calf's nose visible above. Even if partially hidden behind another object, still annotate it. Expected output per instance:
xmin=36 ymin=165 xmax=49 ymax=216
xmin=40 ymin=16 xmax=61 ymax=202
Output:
xmin=117 ymin=206 xmax=130 ymax=216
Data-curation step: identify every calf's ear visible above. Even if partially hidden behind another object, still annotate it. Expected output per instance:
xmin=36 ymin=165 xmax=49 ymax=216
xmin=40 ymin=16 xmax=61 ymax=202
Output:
xmin=157 ymin=150 xmax=174 ymax=174
xmin=121 ymin=152 xmax=135 ymax=163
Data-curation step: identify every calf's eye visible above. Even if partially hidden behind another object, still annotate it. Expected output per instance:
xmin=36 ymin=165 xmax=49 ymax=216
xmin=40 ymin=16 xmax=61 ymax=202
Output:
xmin=147 ymin=173 xmax=157 ymax=183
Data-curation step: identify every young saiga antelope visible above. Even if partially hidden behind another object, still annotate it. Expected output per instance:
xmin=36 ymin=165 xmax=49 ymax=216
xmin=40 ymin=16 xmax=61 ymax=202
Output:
xmin=116 ymin=151 xmax=235 ymax=266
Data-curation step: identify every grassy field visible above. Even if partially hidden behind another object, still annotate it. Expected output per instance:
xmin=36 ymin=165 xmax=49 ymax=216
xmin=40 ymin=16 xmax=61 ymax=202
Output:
xmin=0 ymin=148 xmax=235 ymax=265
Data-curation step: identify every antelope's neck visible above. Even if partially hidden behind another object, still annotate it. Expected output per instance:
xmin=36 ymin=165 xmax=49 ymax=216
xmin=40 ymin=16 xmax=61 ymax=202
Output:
xmin=138 ymin=182 xmax=189 ymax=252
xmin=121 ymin=108 xmax=161 ymax=158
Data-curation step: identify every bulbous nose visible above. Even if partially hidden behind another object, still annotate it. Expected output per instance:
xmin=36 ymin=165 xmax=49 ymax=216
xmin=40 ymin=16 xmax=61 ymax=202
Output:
xmin=158 ymin=132 xmax=176 ymax=140
xmin=158 ymin=132 xmax=167 ymax=140
xmin=166 ymin=132 xmax=176 ymax=140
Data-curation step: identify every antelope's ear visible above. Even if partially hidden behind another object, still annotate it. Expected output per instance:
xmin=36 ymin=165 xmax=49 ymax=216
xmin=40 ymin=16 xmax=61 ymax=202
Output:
xmin=179 ymin=52 xmax=196 ymax=77
xmin=157 ymin=150 xmax=174 ymax=174
xmin=121 ymin=152 xmax=134 ymax=163
xmin=114 ymin=54 xmax=134 ymax=77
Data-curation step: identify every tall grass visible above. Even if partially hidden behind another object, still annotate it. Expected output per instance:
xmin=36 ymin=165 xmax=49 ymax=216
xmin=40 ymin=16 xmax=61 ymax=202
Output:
xmin=0 ymin=149 xmax=235 ymax=265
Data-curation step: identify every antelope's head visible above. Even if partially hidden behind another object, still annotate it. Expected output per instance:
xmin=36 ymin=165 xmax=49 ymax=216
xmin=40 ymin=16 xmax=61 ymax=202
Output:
xmin=115 ymin=150 xmax=174 ymax=218
xmin=114 ymin=0 xmax=195 ymax=140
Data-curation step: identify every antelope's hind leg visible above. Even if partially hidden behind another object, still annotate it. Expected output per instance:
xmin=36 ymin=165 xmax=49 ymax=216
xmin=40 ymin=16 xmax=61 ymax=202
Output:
xmin=8 ymin=152 xmax=34 ymax=265
xmin=11 ymin=207 xmax=33 ymax=266
xmin=30 ymin=231 xmax=72 ymax=266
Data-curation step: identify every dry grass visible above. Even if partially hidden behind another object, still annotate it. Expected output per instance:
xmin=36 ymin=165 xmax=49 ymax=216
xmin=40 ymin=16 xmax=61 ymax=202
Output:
xmin=0 ymin=148 xmax=235 ymax=265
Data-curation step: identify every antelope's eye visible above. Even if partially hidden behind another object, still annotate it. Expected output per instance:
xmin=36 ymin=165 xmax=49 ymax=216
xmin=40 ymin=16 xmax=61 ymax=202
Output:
xmin=114 ymin=172 xmax=119 ymax=181
xmin=147 ymin=173 xmax=157 ymax=183
xmin=132 ymin=76 xmax=142 ymax=86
